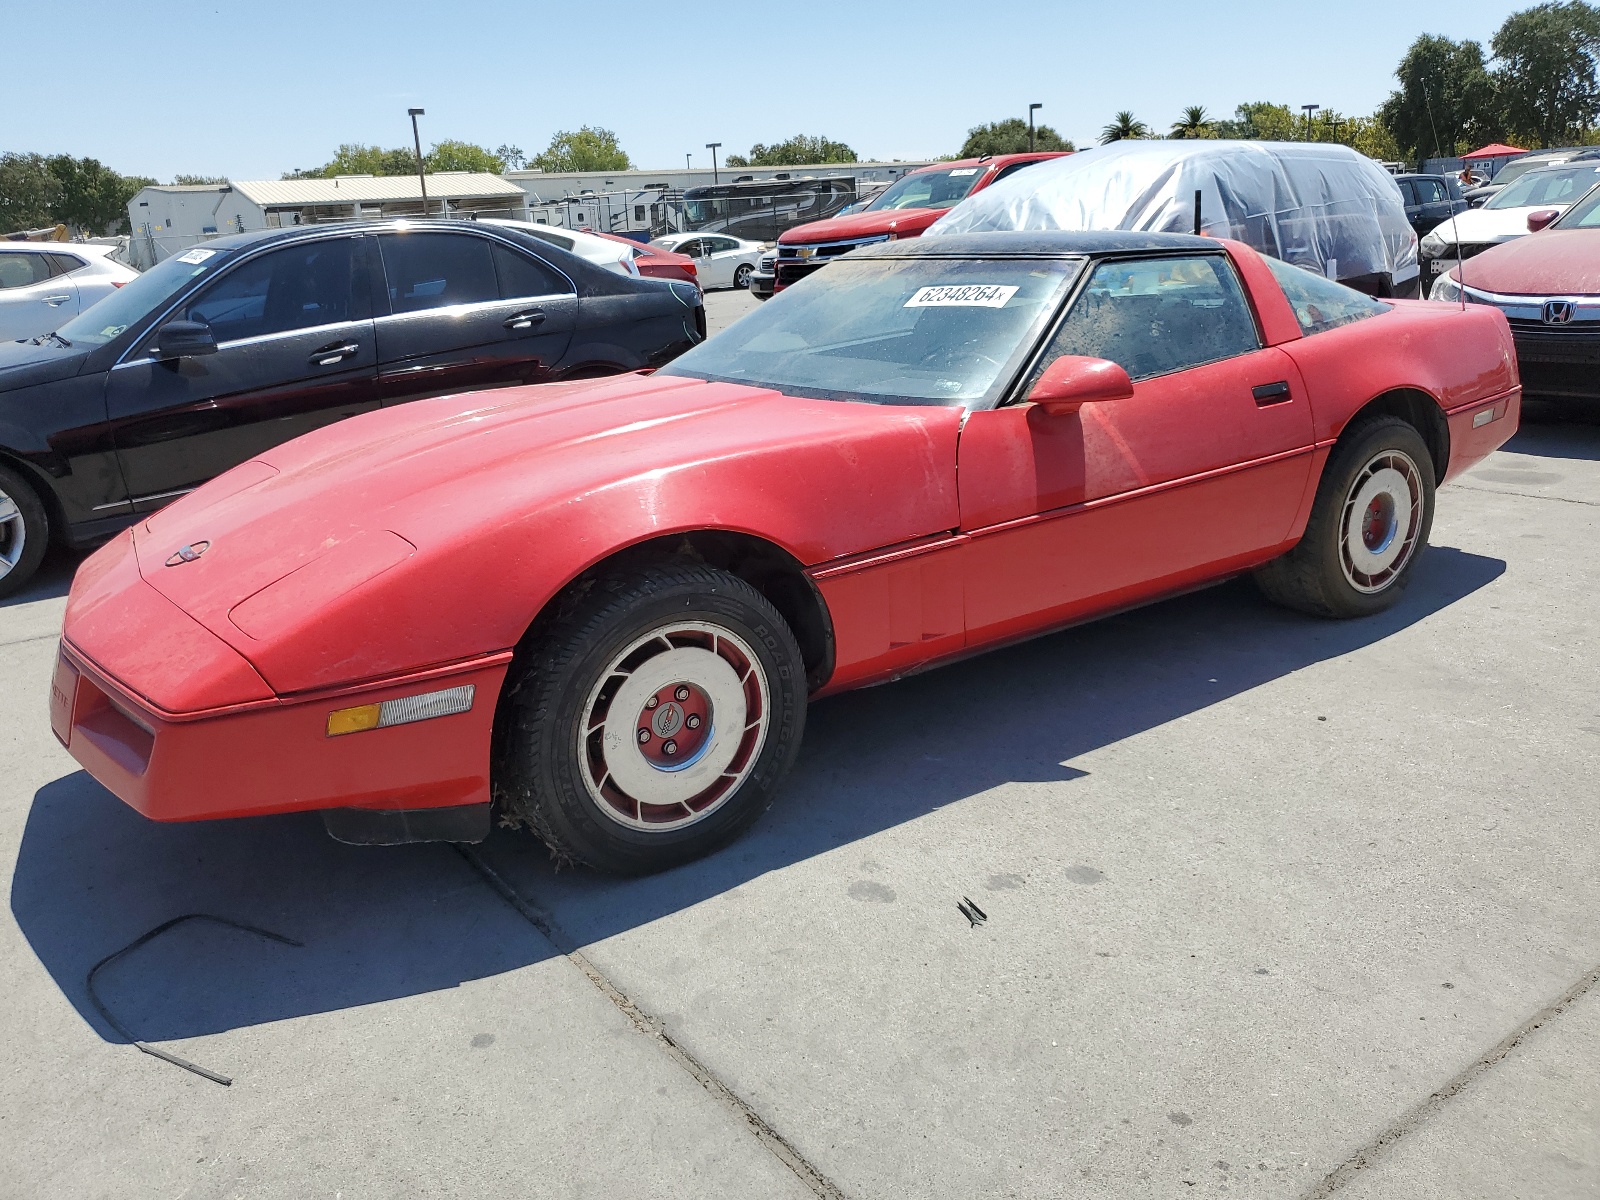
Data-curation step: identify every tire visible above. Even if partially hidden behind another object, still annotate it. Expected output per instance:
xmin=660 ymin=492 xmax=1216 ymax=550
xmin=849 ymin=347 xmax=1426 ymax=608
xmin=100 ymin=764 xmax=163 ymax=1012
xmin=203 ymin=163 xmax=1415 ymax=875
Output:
xmin=1254 ymin=416 xmax=1436 ymax=618
xmin=0 ymin=463 xmax=49 ymax=602
xmin=496 ymin=564 xmax=807 ymax=874
xmin=733 ymin=263 xmax=754 ymax=289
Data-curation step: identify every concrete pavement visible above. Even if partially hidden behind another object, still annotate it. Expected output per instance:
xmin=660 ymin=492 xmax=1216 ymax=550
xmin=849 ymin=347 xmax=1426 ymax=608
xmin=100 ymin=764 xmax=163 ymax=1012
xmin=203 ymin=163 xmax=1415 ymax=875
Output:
xmin=2 ymin=389 xmax=1596 ymax=1197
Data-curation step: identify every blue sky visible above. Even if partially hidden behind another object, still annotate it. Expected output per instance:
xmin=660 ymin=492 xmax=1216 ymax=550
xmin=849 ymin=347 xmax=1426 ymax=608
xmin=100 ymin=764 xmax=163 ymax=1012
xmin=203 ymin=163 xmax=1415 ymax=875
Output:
xmin=9 ymin=0 xmax=1529 ymax=181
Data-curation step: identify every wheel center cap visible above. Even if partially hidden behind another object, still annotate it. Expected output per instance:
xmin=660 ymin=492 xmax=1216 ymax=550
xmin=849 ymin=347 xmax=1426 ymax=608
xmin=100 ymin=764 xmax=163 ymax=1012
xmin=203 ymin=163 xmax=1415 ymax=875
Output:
xmin=652 ymin=701 xmax=686 ymax=738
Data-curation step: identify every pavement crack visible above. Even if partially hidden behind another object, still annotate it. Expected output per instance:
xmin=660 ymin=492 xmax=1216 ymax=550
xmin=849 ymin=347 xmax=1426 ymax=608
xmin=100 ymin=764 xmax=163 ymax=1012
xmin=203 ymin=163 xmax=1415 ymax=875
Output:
xmin=1453 ymin=483 xmax=1600 ymax=507
xmin=455 ymin=844 xmax=848 ymax=1200
xmin=0 ymin=632 xmax=62 ymax=649
xmin=1299 ymin=959 xmax=1600 ymax=1198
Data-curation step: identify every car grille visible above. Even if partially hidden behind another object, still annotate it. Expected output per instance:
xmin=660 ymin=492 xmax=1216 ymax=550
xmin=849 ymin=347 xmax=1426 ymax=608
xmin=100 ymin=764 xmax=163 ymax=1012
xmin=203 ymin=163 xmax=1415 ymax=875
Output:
xmin=758 ymin=254 xmax=776 ymax=272
xmin=1507 ymin=318 xmax=1600 ymax=363
xmin=775 ymin=233 xmax=891 ymax=288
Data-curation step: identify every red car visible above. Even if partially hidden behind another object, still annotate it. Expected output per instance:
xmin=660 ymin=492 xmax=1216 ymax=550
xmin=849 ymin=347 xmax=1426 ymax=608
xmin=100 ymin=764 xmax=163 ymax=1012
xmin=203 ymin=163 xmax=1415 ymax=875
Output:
xmin=773 ymin=152 xmax=1069 ymax=292
xmin=589 ymin=230 xmax=699 ymax=286
xmin=1430 ymin=179 xmax=1600 ymax=402
xmin=54 ymin=233 xmax=1519 ymax=874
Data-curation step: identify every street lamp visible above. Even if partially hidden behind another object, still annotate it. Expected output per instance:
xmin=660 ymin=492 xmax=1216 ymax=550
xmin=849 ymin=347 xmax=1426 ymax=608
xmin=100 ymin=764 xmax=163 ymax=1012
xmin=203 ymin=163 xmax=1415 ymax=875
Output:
xmin=408 ymin=108 xmax=429 ymax=216
xmin=1029 ymin=103 xmax=1043 ymax=152
xmin=1301 ymin=104 xmax=1320 ymax=141
xmin=706 ymin=142 xmax=722 ymax=186
xmin=686 ymin=153 xmax=692 ymax=170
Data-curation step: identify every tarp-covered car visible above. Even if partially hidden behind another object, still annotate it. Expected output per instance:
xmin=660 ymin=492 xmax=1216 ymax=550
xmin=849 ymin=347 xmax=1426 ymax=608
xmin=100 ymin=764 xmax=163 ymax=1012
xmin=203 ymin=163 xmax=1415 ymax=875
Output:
xmin=928 ymin=140 xmax=1419 ymax=297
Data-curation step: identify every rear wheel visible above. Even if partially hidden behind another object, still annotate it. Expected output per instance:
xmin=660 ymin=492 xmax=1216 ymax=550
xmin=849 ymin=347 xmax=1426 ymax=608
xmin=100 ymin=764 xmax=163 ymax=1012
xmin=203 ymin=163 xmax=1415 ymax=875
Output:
xmin=496 ymin=564 xmax=806 ymax=873
xmin=0 ymin=464 xmax=49 ymax=601
xmin=733 ymin=263 xmax=754 ymax=289
xmin=1254 ymin=416 xmax=1435 ymax=618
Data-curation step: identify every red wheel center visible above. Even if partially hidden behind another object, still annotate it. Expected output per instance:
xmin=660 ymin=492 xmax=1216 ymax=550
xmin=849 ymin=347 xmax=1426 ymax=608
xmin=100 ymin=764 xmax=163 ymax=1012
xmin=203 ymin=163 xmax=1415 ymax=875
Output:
xmin=636 ymin=682 xmax=711 ymax=766
xmin=1362 ymin=495 xmax=1394 ymax=551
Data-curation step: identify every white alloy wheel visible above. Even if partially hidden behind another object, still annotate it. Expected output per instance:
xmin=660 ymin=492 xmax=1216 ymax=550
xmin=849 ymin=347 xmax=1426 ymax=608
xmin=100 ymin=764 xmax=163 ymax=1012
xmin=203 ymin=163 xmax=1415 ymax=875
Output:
xmin=578 ymin=621 xmax=770 ymax=831
xmin=1339 ymin=449 xmax=1425 ymax=594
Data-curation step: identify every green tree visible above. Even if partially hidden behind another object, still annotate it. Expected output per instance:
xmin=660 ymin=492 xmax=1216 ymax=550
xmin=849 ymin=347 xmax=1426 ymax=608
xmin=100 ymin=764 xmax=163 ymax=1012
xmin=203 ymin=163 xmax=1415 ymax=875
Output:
xmin=172 ymin=174 xmax=228 ymax=185
xmin=956 ymin=118 xmax=1073 ymax=157
xmin=425 ymin=140 xmax=504 ymax=173
xmin=727 ymin=135 xmax=858 ymax=167
xmin=43 ymin=156 xmax=150 ymax=234
xmin=495 ymin=143 xmax=526 ymax=170
xmin=1378 ymin=35 xmax=1499 ymax=162
xmin=287 ymin=144 xmax=419 ymax=179
xmin=1492 ymin=1 xmax=1600 ymax=147
xmin=1100 ymin=111 xmax=1150 ymax=143
xmin=0 ymin=152 xmax=63 ymax=231
xmin=532 ymin=127 xmax=632 ymax=173
xmin=1212 ymin=101 xmax=1299 ymax=140
xmin=1170 ymin=106 xmax=1215 ymax=139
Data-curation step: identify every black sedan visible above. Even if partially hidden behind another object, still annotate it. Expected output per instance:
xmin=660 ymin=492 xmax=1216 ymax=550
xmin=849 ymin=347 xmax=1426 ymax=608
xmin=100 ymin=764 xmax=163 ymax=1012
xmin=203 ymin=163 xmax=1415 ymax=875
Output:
xmin=0 ymin=219 xmax=705 ymax=597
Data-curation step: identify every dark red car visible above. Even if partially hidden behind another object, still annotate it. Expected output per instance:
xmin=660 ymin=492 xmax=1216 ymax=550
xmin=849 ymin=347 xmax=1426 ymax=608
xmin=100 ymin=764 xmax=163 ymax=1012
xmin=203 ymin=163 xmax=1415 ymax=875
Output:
xmin=773 ymin=152 xmax=1069 ymax=291
xmin=589 ymin=231 xmax=699 ymax=286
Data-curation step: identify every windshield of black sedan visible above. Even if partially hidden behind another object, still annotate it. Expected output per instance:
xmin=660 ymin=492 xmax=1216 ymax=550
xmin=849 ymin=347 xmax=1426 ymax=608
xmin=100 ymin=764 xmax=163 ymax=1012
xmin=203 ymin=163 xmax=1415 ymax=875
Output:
xmin=55 ymin=246 xmax=234 ymax=345
xmin=659 ymin=257 xmax=1081 ymax=407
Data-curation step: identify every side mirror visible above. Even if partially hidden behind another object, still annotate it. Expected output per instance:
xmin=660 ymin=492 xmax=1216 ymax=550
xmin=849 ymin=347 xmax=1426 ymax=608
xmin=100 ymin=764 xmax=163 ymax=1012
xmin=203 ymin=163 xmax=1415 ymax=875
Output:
xmin=1027 ymin=355 xmax=1134 ymax=416
xmin=1527 ymin=209 xmax=1560 ymax=232
xmin=155 ymin=320 xmax=217 ymax=359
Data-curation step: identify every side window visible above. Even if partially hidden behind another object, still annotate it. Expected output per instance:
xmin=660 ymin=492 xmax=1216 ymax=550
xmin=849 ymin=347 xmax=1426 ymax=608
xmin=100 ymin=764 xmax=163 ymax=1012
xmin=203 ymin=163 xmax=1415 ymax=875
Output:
xmin=48 ymin=253 xmax=87 ymax=277
xmin=183 ymin=239 xmax=356 ymax=342
xmin=379 ymin=232 xmax=498 ymax=313
xmin=0 ymin=253 xmax=52 ymax=289
xmin=707 ymin=236 xmax=738 ymax=253
xmin=1031 ymin=255 xmax=1261 ymax=384
xmin=1419 ymin=179 xmax=1448 ymax=204
xmin=1263 ymin=256 xmax=1391 ymax=336
xmin=990 ymin=160 xmax=1043 ymax=185
xmin=675 ymin=238 xmax=704 ymax=258
xmin=492 ymin=244 xmax=568 ymax=300
xmin=1398 ymin=180 xmax=1418 ymax=205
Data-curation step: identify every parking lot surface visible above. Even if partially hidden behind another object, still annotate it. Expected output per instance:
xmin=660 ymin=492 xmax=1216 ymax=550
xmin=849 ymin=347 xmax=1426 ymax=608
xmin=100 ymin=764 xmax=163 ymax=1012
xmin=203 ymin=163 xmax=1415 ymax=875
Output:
xmin=2 ymin=366 xmax=1597 ymax=1194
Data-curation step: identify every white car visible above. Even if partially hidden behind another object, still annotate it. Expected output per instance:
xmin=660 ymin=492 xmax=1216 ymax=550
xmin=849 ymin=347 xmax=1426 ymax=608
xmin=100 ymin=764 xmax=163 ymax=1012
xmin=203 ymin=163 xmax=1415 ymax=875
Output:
xmin=478 ymin=220 xmax=640 ymax=277
xmin=650 ymin=232 xmax=765 ymax=290
xmin=1418 ymin=160 xmax=1600 ymax=283
xmin=0 ymin=243 xmax=139 ymax=342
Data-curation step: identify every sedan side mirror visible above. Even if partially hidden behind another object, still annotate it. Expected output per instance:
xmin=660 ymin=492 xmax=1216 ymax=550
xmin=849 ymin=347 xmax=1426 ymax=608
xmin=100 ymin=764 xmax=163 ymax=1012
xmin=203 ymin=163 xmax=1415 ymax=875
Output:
xmin=155 ymin=320 xmax=218 ymax=359
xmin=1027 ymin=355 xmax=1134 ymax=416
xmin=1527 ymin=209 xmax=1560 ymax=232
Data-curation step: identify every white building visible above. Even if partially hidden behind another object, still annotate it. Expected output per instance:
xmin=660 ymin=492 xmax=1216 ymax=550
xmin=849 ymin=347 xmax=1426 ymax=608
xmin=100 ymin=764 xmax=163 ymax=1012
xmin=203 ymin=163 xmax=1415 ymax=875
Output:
xmin=126 ymin=173 xmax=528 ymax=267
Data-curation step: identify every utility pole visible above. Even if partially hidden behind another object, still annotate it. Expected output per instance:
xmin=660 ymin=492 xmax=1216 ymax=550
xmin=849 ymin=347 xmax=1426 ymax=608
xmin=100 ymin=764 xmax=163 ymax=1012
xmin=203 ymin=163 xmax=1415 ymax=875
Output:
xmin=408 ymin=108 xmax=429 ymax=215
xmin=1301 ymin=104 xmax=1320 ymax=141
xmin=1029 ymin=103 xmax=1042 ymax=152
xmin=706 ymin=143 xmax=722 ymax=186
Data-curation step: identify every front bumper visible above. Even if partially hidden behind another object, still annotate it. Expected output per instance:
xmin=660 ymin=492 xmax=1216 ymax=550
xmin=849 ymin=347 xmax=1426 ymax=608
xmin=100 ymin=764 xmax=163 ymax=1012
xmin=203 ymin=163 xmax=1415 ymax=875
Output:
xmin=52 ymin=639 xmax=509 ymax=824
xmin=749 ymin=270 xmax=775 ymax=300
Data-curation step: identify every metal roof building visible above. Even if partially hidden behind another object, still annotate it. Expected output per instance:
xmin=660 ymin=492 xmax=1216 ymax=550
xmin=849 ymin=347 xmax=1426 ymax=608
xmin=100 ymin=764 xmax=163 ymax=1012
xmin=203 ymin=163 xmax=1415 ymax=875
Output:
xmin=126 ymin=173 xmax=528 ymax=267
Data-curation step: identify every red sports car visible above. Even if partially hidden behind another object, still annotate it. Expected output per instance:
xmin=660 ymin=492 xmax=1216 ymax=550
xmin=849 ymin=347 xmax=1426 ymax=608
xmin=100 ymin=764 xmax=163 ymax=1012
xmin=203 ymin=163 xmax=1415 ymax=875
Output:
xmin=53 ymin=233 xmax=1520 ymax=873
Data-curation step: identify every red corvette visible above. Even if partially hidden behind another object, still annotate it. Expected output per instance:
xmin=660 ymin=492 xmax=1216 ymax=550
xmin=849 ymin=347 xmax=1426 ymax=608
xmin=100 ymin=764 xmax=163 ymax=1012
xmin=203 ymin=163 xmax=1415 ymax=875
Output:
xmin=53 ymin=233 xmax=1519 ymax=873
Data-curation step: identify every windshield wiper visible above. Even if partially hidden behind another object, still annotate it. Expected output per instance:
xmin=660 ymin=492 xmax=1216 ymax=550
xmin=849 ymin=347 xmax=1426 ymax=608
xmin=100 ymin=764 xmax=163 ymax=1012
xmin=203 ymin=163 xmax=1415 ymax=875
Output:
xmin=44 ymin=331 xmax=72 ymax=347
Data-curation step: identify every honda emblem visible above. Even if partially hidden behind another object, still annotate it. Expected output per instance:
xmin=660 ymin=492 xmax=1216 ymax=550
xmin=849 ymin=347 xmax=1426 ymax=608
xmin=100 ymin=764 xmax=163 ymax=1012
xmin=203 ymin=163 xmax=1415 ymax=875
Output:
xmin=1542 ymin=300 xmax=1576 ymax=325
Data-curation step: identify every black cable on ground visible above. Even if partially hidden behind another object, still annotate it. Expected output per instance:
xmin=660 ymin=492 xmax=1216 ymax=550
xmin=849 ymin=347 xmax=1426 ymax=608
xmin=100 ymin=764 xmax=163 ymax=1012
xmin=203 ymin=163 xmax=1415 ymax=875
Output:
xmin=85 ymin=913 xmax=303 ymax=1086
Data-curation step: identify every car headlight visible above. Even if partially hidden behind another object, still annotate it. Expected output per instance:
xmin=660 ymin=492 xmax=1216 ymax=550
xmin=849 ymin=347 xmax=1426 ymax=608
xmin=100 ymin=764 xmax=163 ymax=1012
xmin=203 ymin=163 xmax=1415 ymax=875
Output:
xmin=1419 ymin=230 xmax=1448 ymax=258
xmin=1429 ymin=273 xmax=1462 ymax=303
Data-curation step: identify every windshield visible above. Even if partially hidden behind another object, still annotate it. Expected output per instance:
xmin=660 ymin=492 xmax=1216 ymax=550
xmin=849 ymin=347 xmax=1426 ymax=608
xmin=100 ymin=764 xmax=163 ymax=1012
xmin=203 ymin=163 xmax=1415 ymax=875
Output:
xmin=865 ymin=167 xmax=989 ymax=212
xmin=56 ymin=246 xmax=234 ymax=345
xmin=1554 ymin=182 xmax=1600 ymax=228
xmin=1485 ymin=163 xmax=1600 ymax=209
xmin=658 ymin=256 xmax=1081 ymax=408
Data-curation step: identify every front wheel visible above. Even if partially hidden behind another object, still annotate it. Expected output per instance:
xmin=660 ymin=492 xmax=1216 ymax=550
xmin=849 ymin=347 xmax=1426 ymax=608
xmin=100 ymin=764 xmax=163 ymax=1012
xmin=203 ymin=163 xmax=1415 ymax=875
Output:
xmin=1254 ymin=416 xmax=1436 ymax=618
xmin=733 ymin=263 xmax=754 ymax=289
xmin=496 ymin=564 xmax=806 ymax=873
xmin=0 ymin=464 xmax=49 ymax=602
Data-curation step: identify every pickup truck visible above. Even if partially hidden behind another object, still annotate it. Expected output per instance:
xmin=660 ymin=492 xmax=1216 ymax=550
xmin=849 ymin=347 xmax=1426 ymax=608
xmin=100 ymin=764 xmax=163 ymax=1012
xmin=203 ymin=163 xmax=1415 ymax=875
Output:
xmin=771 ymin=152 xmax=1068 ymax=293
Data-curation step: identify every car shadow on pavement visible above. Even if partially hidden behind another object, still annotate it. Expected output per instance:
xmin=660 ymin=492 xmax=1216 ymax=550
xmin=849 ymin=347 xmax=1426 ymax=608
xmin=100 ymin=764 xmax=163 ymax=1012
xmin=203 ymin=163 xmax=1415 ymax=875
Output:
xmin=11 ymin=545 xmax=1504 ymax=1044
xmin=0 ymin=545 xmax=82 ymax=610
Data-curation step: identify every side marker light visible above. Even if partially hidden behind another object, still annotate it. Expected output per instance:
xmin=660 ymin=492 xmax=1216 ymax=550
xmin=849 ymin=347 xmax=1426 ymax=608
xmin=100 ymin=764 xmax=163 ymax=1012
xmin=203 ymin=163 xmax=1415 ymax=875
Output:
xmin=326 ymin=685 xmax=475 ymax=737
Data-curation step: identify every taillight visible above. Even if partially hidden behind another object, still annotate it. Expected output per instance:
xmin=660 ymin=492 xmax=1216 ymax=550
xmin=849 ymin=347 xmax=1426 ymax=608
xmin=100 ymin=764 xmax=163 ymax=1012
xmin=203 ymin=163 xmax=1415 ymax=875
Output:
xmin=684 ymin=263 xmax=698 ymax=280
xmin=111 ymin=280 xmax=127 ymax=288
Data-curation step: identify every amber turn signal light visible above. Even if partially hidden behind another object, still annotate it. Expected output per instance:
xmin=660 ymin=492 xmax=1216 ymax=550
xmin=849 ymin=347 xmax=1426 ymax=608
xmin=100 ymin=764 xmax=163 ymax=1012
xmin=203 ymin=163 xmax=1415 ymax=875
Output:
xmin=326 ymin=704 xmax=381 ymax=737
xmin=326 ymin=685 xmax=475 ymax=737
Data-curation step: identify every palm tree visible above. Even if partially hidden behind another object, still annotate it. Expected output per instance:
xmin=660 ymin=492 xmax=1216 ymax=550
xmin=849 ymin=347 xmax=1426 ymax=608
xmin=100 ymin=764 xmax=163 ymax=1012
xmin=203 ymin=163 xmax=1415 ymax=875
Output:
xmin=1101 ymin=111 xmax=1150 ymax=144
xmin=1170 ymin=106 xmax=1212 ymax=139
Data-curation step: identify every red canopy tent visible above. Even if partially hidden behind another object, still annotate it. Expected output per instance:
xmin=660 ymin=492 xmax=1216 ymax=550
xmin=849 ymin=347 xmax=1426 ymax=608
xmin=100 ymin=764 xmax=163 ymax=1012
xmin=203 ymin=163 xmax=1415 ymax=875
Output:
xmin=1462 ymin=143 xmax=1527 ymax=160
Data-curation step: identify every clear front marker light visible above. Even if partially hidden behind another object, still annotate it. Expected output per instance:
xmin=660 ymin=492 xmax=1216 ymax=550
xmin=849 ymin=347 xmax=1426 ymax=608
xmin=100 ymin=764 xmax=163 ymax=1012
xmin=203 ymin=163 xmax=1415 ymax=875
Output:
xmin=326 ymin=684 xmax=475 ymax=737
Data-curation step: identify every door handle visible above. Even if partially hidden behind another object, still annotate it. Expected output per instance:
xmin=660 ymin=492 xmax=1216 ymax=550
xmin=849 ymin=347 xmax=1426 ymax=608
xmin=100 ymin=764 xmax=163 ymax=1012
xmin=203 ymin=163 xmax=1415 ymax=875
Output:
xmin=43 ymin=294 xmax=72 ymax=306
xmin=504 ymin=310 xmax=546 ymax=331
xmin=309 ymin=341 xmax=360 ymax=366
xmin=1253 ymin=381 xmax=1292 ymax=406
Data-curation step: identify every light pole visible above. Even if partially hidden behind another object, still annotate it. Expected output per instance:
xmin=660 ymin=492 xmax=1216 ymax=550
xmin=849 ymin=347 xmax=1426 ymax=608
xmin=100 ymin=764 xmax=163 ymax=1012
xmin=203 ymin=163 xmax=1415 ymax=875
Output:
xmin=706 ymin=142 xmax=722 ymax=186
xmin=408 ymin=108 xmax=429 ymax=216
xmin=1028 ymin=103 xmax=1042 ymax=152
xmin=685 ymin=153 xmax=692 ymax=170
xmin=1301 ymin=104 xmax=1320 ymax=141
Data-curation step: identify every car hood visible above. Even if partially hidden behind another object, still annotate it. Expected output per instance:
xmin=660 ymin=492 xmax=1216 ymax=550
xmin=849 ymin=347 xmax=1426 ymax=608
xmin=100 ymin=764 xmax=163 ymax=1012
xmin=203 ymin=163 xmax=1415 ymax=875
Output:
xmin=0 ymin=338 xmax=91 ymax=388
xmin=1455 ymin=228 xmax=1600 ymax=295
xmin=125 ymin=372 xmax=963 ymax=694
xmin=779 ymin=207 xmax=945 ymax=245
xmin=1429 ymin=203 xmax=1568 ymax=244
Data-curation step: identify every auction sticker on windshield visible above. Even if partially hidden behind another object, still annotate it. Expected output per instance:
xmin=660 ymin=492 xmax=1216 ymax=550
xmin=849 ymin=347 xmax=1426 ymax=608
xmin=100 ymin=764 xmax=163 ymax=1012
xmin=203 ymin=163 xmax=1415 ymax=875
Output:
xmin=904 ymin=284 xmax=1019 ymax=308
xmin=175 ymin=248 xmax=217 ymax=264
